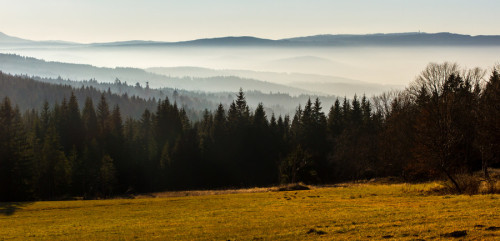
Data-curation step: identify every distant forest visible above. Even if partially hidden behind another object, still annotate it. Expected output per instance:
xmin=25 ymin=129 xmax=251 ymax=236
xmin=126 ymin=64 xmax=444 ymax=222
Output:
xmin=1 ymin=53 xmax=344 ymax=119
xmin=0 ymin=63 xmax=499 ymax=201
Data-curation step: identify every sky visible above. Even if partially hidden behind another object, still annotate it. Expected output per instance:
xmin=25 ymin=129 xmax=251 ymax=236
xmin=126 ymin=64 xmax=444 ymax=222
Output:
xmin=1 ymin=0 xmax=500 ymax=43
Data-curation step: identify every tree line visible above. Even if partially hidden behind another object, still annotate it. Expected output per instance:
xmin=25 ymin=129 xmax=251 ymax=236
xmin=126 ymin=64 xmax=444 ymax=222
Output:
xmin=2 ymin=53 xmax=342 ymax=119
xmin=0 ymin=63 xmax=499 ymax=201
xmin=0 ymin=72 xmax=158 ymax=119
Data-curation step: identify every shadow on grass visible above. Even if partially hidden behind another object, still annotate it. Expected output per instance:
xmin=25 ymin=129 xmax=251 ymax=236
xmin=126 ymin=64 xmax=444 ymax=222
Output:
xmin=0 ymin=202 xmax=34 ymax=216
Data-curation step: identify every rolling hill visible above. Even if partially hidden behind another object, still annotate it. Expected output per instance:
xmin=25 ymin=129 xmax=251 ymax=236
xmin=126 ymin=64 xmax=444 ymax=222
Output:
xmin=0 ymin=54 xmax=312 ymax=96
xmin=147 ymin=66 xmax=400 ymax=97
xmin=2 ymin=31 xmax=500 ymax=47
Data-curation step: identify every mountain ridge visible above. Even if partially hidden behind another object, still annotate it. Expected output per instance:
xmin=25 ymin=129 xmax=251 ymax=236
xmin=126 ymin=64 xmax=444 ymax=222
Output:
xmin=2 ymin=31 xmax=500 ymax=47
xmin=0 ymin=53 xmax=314 ymax=96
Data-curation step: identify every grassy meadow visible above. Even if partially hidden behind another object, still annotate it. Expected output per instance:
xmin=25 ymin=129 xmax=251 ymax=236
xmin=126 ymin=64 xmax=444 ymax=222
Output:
xmin=1 ymin=183 xmax=499 ymax=240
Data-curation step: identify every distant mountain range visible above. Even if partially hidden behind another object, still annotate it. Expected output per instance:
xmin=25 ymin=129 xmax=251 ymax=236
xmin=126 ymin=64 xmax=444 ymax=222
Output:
xmin=0 ymin=54 xmax=349 ymax=117
xmin=0 ymin=32 xmax=31 ymax=44
xmin=0 ymin=54 xmax=313 ymax=95
xmin=0 ymin=53 xmax=397 ymax=97
xmin=146 ymin=67 xmax=399 ymax=97
xmin=0 ymin=32 xmax=76 ymax=46
xmin=1 ymin=32 xmax=500 ymax=47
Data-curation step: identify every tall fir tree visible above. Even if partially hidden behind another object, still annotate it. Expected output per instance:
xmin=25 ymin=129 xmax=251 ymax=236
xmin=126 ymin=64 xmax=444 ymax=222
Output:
xmin=0 ymin=97 xmax=35 ymax=201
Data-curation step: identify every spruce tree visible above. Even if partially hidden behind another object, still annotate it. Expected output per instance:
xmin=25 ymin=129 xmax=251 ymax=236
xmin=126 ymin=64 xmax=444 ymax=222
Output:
xmin=327 ymin=98 xmax=343 ymax=138
xmin=96 ymin=94 xmax=111 ymax=138
xmin=361 ymin=94 xmax=372 ymax=126
xmin=98 ymin=154 xmax=116 ymax=197
xmin=82 ymin=97 xmax=98 ymax=142
xmin=477 ymin=70 xmax=500 ymax=178
xmin=341 ymin=97 xmax=351 ymax=124
xmin=0 ymin=98 xmax=35 ymax=201
xmin=351 ymin=95 xmax=362 ymax=124
xmin=66 ymin=92 xmax=84 ymax=152
xmin=38 ymin=126 xmax=71 ymax=199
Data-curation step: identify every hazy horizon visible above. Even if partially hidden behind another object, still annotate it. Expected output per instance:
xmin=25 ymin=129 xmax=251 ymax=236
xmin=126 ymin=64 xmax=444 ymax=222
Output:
xmin=3 ymin=30 xmax=500 ymax=44
xmin=2 ymin=0 xmax=500 ymax=43
xmin=2 ymin=45 xmax=499 ymax=87
xmin=1 ymin=1 xmax=499 ymax=93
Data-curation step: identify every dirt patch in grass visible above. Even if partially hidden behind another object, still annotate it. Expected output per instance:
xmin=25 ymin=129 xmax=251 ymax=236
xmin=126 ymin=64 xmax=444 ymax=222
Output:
xmin=306 ymin=228 xmax=326 ymax=235
xmin=486 ymin=226 xmax=500 ymax=231
xmin=277 ymin=183 xmax=310 ymax=191
xmin=441 ymin=230 xmax=467 ymax=238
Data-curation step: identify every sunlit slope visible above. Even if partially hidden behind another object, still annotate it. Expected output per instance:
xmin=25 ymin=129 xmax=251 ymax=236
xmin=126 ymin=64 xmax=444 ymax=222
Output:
xmin=1 ymin=183 xmax=499 ymax=240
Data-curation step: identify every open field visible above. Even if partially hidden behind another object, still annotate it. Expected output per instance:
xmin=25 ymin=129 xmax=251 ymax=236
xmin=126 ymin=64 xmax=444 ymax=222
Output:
xmin=1 ymin=183 xmax=499 ymax=240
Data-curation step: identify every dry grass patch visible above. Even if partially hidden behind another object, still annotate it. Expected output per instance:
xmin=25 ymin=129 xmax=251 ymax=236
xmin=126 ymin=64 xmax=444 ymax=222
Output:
xmin=1 ymin=183 xmax=499 ymax=240
xmin=135 ymin=183 xmax=312 ymax=199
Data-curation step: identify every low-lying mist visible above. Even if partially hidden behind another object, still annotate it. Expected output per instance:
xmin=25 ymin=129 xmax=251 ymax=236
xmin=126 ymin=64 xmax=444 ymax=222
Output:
xmin=1 ymin=45 xmax=499 ymax=89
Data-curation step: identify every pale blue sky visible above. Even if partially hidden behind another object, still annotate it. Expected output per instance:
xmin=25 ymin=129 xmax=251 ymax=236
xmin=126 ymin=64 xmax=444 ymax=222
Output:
xmin=1 ymin=0 xmax=499 ymax=43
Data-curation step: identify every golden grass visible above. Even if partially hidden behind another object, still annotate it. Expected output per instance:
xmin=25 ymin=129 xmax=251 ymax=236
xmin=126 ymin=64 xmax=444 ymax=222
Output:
xmin=1 ymin=183 xmax=499 ymax=240
xmin=135 ymin=186 xmax=288 ymax=198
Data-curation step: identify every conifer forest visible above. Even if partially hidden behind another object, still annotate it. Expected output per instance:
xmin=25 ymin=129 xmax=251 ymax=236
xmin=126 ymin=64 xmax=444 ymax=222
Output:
xmin=1 ymin=63 xmax=499 ymax=201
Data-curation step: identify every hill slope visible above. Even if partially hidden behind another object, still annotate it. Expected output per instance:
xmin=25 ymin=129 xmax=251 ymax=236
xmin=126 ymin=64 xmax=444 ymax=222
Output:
xmin=0 ymin=71 xmax=158 ymax=119
xmin=0 ymin=54 xmax=312 ymax=95
xmin=147 ymin=67 xmax=400 ymax=97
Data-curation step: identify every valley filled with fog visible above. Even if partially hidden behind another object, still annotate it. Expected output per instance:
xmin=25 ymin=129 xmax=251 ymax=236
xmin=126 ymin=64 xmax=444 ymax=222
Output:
xmin=2 ymin=44 xmax=499 ymax=95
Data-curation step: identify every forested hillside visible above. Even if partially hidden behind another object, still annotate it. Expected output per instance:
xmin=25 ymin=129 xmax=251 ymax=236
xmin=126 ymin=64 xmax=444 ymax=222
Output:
xmin=0 ymin=54 xmax=311 ymax=95
xmin=0 ymin=63 xmax=499 ymax=201
xmin=32 ymin=75 xmax=341 ymax=119
xmin=0 ymin=72 xmax=158 ymax=119
xmin=0 ymin=57 xmax=341 ymax=118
